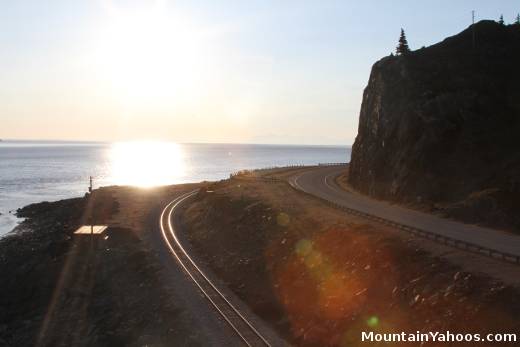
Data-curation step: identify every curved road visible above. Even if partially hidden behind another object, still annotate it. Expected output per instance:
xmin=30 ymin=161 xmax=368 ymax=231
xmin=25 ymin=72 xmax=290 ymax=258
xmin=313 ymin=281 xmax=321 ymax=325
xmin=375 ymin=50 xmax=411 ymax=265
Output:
xmin=289 ymin=165 xmax=520 ymax=262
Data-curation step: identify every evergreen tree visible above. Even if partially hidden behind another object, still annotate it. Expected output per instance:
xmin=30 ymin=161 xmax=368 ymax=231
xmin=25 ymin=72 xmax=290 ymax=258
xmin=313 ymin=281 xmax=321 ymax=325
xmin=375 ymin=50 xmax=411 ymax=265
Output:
xmin=515 ymin=14 xmax=520 ymax=25
xmin=498 ymin=15 xmax=505 ymax=25
xmin=396 ymin=29 xmax=410 ymax=56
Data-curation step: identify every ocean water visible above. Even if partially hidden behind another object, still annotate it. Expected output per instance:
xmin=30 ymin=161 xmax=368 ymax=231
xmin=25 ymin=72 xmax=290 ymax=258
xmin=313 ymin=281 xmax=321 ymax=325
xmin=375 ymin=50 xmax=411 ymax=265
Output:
xmin=0 ymin=141 xmax=350 ymax=236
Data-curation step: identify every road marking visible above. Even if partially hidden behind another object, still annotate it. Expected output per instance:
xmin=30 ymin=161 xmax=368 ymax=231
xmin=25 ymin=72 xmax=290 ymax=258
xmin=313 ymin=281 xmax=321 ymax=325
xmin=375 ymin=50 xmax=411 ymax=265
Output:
xmin=324 ymin=172 xmax=339 ymax=192
xmin=289 ymin=174 xmax=301 ymax=190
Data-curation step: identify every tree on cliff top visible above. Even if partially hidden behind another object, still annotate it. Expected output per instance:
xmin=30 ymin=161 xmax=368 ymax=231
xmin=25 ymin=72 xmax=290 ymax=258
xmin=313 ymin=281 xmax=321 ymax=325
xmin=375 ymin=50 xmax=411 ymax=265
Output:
xmin=396 ymin=29 xmax=410 ymax=55
xmin=498 ymin=15 xmax=505 ymax=25
xmin=515 ymin=14 xmax=520 ymax=25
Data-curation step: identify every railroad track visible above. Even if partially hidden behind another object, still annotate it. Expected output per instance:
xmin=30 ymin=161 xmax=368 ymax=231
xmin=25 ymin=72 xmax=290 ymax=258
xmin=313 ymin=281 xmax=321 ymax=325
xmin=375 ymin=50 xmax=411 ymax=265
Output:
xmin=160 ymin=191 xmax=273 ymax=347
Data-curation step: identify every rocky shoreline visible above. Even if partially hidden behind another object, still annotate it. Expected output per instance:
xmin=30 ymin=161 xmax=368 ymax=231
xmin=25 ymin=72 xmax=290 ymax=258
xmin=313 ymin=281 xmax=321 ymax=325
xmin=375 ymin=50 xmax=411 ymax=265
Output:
xmin=0 ymin=198 xmax=86 ymax=346
xmin=0 ymin=190 xmax=205 ymax=347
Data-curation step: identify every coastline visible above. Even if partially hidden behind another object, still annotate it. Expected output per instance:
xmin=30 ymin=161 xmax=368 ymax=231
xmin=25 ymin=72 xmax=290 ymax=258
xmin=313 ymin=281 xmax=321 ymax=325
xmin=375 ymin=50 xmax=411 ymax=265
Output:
xmin=2 ymin=174 xmax=520 ymax=346
xmin=0 ymin=185 xmax=214 ymax=346
xmin=0 ymin=212 xmax=24 ymax=238
xmin=0 ymin=141 xmax=350 ymax=238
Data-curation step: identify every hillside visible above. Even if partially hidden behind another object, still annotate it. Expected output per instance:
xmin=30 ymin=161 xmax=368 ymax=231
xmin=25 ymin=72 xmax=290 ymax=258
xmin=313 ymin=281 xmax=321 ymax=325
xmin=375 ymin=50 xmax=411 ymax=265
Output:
xmin=348 ymin=20 xmax=520 ymax=230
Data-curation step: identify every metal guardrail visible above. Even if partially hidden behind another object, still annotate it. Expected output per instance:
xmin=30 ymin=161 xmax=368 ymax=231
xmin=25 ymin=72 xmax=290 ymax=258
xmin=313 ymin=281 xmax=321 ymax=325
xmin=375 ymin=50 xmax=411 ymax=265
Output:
xmin=317 ymin=162 xmax=348 ymax=166
xmin=230 ymin=176 xmax=281 ymax=183
xmin=229 ymin=163 xmax=348 ymax=179
xmin=304 ymin=194 xmax=520 ymax=265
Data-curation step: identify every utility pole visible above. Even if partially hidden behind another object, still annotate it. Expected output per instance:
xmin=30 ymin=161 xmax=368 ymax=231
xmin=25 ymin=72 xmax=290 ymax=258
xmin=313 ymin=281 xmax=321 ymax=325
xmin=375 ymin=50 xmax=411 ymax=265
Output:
xmin=472 ymin=10 xmax=476 ymax=49
xmin=88 ymin=176 xmax=93 ymax=236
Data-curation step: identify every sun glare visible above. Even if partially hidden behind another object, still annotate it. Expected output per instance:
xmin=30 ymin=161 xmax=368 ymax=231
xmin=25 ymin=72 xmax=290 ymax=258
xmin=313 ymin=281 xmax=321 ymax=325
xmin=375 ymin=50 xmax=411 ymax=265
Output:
xmin=91 ymin=1 xmax=214 ymax=105
xmin=109 ymin=141 xmax=185 ymax=187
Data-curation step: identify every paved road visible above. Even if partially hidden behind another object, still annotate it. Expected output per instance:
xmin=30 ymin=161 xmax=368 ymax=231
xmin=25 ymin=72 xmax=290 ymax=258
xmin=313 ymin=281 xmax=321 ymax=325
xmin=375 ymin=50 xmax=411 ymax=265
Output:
xmin=289 ymin=165 xmax=520 ymax=259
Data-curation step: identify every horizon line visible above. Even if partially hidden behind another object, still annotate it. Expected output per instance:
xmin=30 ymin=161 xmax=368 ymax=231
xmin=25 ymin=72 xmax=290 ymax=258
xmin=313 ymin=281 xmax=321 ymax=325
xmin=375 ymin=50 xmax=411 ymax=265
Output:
xmin=0 ymin=138 xmax=352 ymax=147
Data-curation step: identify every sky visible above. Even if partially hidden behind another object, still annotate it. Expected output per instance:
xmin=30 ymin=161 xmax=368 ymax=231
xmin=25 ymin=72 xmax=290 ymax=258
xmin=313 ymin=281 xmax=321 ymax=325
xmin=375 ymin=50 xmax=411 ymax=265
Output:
xmin=1 ymin=1 xmax=519 ymax=145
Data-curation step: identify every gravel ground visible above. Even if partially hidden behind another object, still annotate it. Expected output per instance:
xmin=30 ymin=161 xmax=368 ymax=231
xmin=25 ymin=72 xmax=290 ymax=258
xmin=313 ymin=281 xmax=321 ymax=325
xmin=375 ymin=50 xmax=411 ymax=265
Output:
xmin=180 ymin=178 xmax=520 ymax=347
xmin=0 ymin=186 xmax=213 ymax=347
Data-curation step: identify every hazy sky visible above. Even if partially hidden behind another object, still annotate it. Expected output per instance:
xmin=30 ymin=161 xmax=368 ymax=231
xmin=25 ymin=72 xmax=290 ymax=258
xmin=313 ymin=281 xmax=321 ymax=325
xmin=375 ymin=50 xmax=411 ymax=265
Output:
xmin=1 ymin=1 xmax=519 ymax=145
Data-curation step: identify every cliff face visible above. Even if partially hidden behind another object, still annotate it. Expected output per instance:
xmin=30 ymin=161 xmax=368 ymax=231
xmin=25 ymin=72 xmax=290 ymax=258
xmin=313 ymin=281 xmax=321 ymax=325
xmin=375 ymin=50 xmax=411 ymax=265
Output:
xmin=348 ymin=21 xmax=520 ymax=229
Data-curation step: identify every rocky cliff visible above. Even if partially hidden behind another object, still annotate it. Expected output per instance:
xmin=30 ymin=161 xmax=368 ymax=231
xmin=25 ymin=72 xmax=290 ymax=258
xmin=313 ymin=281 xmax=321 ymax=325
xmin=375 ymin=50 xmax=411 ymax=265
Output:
xmin=348 ymin=20 xmax=520 ymax=230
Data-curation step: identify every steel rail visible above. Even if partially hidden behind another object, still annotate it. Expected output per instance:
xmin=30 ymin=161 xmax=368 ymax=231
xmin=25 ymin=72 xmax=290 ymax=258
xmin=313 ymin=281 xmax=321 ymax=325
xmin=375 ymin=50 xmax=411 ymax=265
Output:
xmin=159 ymin=191 xmax=273 ymax=347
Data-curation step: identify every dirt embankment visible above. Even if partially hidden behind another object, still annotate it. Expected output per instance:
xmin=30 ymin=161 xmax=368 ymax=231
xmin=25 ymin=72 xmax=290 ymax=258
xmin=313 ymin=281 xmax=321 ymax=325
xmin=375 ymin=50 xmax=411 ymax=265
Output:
xmin=0 ymin=186 xmax=204 ymax=347
xmin=180 ymin=178 xmax=520 ymax=346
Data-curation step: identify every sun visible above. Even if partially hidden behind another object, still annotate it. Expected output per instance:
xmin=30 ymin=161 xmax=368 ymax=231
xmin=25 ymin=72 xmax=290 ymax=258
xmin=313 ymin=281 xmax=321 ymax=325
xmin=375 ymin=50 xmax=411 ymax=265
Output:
xmin=91 ymin=1 xmax=213 ymax=105
xmin=109 ymin=141 xmax=185 ymax=187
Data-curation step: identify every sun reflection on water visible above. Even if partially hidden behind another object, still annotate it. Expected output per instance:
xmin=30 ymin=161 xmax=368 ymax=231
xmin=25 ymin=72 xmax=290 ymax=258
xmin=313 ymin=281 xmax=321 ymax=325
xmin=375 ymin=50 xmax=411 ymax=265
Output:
xmin=109 ymin=141 xmax=185 ymax=187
